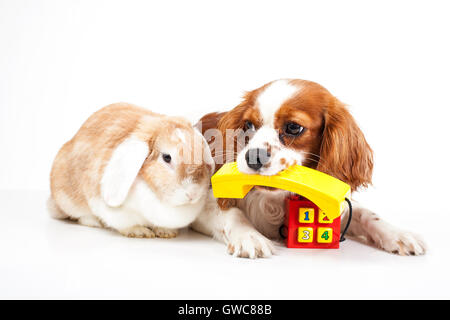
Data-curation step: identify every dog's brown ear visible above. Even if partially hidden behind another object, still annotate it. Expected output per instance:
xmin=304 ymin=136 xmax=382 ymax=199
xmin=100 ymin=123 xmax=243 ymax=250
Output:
xmin=217 ymin=198 xmax=238 ymax=210
xmin=317 ymin=99 xmax=373 ymax=191
xmin=195 ymin=112 xmax=226 ymax=135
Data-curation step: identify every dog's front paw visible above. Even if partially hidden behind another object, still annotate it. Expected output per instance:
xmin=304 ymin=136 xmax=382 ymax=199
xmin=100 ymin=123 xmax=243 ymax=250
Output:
xmin=374 ymin=230 xmax=426 ymax=256
xmin=226 ymin=231 xmax=275 ymax=259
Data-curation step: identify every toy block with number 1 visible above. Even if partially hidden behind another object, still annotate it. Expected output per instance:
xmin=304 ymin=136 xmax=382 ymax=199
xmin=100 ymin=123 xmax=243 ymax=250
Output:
xmin=299 ymin=208 xmax=314 ymax=223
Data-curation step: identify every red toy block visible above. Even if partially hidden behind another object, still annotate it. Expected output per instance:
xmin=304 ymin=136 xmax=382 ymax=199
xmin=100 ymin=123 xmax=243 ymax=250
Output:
xmin=284 ymin=194 xmax=341 ymax=249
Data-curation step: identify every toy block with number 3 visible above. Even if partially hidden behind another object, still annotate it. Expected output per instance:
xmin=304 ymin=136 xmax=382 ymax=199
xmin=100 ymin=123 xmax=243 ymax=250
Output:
xmin=317 ymin=227 xmax=333 ymax=243
xmin=299 ymin=208 xmax=314 ymax=223
xmin=298 ymin=227 xmax=314 ymax=243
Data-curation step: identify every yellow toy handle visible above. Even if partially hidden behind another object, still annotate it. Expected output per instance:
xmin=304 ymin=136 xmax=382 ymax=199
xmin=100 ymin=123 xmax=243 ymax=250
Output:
xmin=211 ymin=162 xmax=351 ymax=220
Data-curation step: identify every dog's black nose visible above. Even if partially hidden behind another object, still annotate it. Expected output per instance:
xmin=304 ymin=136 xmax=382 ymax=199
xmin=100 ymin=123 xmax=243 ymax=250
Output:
xmin=245 ymin=148 xmax=271 ymax=171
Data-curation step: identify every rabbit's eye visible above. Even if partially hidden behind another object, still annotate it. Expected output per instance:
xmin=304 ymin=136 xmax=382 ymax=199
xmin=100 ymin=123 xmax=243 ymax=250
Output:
xmin=162 ymin=153 xmax=172 ymax=163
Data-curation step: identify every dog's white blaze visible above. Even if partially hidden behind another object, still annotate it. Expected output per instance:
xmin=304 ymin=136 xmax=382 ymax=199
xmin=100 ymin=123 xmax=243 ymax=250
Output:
xmin=256 ymin=80 xmax=299 ymax=127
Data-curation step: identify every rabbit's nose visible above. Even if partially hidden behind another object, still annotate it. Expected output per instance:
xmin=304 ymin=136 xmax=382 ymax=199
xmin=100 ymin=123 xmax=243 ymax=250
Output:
xmin=186 ymin=191 xmax=201 ymax=204
xmin=186 ymin=192 xmax=196 ymax=201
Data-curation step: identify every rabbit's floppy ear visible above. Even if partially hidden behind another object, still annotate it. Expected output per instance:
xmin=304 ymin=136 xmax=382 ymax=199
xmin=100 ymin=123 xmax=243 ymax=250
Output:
xmin=101 ymin=137 xmax=149 ymax=207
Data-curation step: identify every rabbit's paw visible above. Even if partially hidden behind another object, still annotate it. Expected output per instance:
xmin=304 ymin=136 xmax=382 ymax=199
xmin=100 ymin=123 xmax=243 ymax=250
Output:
xmin=119 ymin=226 xmax=156 ymax=238
xmin=153 ymin=227 xmax=179 ymax=238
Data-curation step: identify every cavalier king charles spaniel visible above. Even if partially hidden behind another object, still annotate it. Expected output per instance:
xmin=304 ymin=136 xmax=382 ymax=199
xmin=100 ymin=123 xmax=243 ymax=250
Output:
xmin=191 ymin=79 xmax=425 ymax=258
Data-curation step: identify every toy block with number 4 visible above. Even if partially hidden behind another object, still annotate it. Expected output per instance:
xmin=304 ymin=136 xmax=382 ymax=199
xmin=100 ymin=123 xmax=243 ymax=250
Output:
xmin=317 ymin=227 xmax=333 ymax=243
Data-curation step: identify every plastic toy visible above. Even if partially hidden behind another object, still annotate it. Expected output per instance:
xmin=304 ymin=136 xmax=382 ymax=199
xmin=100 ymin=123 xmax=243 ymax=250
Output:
xmin=211 ymin=162 xmax=352 ymax=249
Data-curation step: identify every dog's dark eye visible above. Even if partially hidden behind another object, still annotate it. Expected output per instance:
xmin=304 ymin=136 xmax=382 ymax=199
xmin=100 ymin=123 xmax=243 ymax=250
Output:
xmin=162 ymin=153 xmax=172 ymax=163
xmin=284 ymin=122 xmax=304 ymax=136
xmin=244 ymin=120 xmax=255 ymax=131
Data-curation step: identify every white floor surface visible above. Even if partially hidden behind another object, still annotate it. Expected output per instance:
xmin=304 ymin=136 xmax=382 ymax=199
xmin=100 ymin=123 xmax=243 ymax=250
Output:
xmin=0 ymin=189 xmax=448 ymax=299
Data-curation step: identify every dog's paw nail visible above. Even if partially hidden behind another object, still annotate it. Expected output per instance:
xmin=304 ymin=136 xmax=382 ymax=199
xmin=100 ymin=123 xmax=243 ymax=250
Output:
xmin=380 ymin=231 xmax=426 ymax=256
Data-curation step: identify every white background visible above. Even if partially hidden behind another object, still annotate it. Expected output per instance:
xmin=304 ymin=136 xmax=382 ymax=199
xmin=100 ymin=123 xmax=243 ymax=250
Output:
xmin=1 ymin=0 xmax=449 ymax=299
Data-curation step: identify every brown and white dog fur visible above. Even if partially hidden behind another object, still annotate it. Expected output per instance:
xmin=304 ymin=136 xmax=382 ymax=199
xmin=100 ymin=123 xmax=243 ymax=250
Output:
xmin=191 ymin=79 xmax=426 ymax=258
